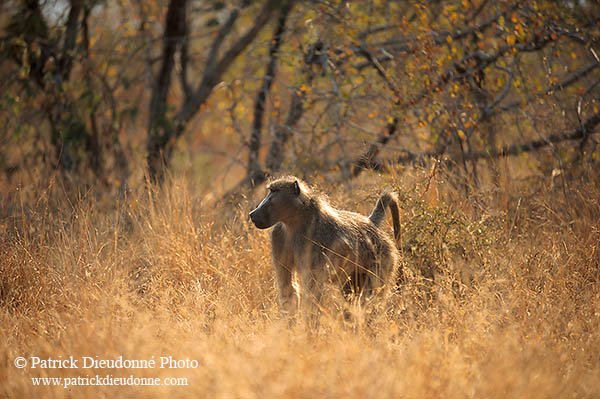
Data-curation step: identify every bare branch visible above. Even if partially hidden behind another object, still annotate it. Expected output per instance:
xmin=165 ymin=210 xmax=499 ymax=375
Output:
xmin=248 ymin=0 xmax=295 ymax=181
xmin=265 ymin=84 xmax=308 ymax=173
xmin=147 ymin=0 xmax=279 ymax=182
xmin=492 ymin=61 xmax=599 ymax=117
xmin=176 ymin=0 xmax=279 ymax=126
xmin=356 ymin=44 xmax=400 ymax=100
xmin=372 ymin=110 xmax=600 ymax=170
xmin=204 ymin=7 xmax=243 ymax=74
xmin=467 ymin=111 xmax=600 ymax=160
xmin=350 ymin=117 xmax=399 ymax=178
xmin=483 ymin=63 xmax=513 ymax=116
xmin=59 ymin=0 xmax=83 ymax=81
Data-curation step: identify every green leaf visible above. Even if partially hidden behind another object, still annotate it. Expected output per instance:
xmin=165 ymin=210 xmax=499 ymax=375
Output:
xmin=206 ymin=18 xmax=220 ymax=27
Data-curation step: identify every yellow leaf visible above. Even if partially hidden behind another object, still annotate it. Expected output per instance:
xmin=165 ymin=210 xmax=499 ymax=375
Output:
xmin=516 ymin=24 xmax=524 ymax=37
xmin=457 ymin=129 xmax=466 ymax=139
xmin=387 ymin=116 xmax=395 ymax=124
xmin=446 ymin=35 xmax=453 ymax=44
xmin=513 ymin=78 xmax=521 ymax=88
xmin=506 ymin=34 xmax=516 ymax=46
xmin=498 ymin=15 xmax=505 ymax=26
xmin=107 ymin=67 xmax=118 ymax=78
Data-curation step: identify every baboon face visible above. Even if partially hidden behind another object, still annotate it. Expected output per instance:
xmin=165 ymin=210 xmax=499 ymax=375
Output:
xmin=249 ymin=179 xmax=301 ymax=229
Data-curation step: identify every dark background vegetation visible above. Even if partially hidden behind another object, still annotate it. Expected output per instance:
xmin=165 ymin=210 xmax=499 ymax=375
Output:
xmin=1 ymin=0 xmax=598 ymax=193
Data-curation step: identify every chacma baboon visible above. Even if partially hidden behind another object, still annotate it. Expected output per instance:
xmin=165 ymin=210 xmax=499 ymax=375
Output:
xmin=249 ymin=176 xmax=401 ymax=325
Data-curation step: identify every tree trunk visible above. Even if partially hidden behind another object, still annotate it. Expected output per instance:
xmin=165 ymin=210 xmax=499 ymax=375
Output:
xmin=147 ymin=0 xmax=279 ymax=183
xmin=146 ymin=0 xmax=188 ymax=182
xmin=247 ymin=0 xmax=294 ymax=185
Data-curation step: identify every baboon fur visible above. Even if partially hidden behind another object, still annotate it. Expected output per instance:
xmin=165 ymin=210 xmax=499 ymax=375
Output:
xmin=249 ymin=176 xmax=401 ymax=322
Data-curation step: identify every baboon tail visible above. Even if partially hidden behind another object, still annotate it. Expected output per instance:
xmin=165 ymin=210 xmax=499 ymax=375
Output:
xmin=369 ymin=192 xmax=400 ymax=242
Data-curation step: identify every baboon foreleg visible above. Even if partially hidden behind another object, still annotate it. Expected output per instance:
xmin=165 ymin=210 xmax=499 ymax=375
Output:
xmin=274 ymin=260 xmax=298 ymax=317
xmin=299 ymin=267 xmax=326 ymax=330
xmin=271 ymin=224 xmax=297 ymax=318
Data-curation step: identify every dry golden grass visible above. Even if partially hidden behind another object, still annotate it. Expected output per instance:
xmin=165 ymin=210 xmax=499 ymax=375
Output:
xmin=1 ymin=170 xmax=599 ymax=398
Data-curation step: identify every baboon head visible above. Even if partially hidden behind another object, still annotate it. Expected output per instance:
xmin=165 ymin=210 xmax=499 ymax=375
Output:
xmin=249 ymin=178 xmax=302 ymax=229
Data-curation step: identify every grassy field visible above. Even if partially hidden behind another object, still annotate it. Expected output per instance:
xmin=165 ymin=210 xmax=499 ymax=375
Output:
xmin=1 ymin=168 xmax=599 ymax=398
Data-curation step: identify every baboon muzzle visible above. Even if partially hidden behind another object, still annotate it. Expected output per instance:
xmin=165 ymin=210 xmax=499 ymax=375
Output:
xmin=249 ymin=208 xmax=271 ymax=229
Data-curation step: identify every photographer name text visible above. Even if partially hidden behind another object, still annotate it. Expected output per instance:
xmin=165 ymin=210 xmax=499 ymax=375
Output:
xmin=15 ymin=356 xmax=198 ymax=369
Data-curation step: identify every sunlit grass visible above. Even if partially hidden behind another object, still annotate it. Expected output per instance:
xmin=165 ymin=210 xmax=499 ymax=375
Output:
xmin=1 ymin=170 xmax=599 ymax=398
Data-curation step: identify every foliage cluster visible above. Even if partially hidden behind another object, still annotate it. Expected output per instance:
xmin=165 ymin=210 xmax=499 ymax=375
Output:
xmin=1 ymin=0 xmax=599 ymax=190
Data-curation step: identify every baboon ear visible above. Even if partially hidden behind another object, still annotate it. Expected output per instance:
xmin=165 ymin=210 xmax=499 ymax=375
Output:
xmin=293 ymin=180 xmax=300 ymax=196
